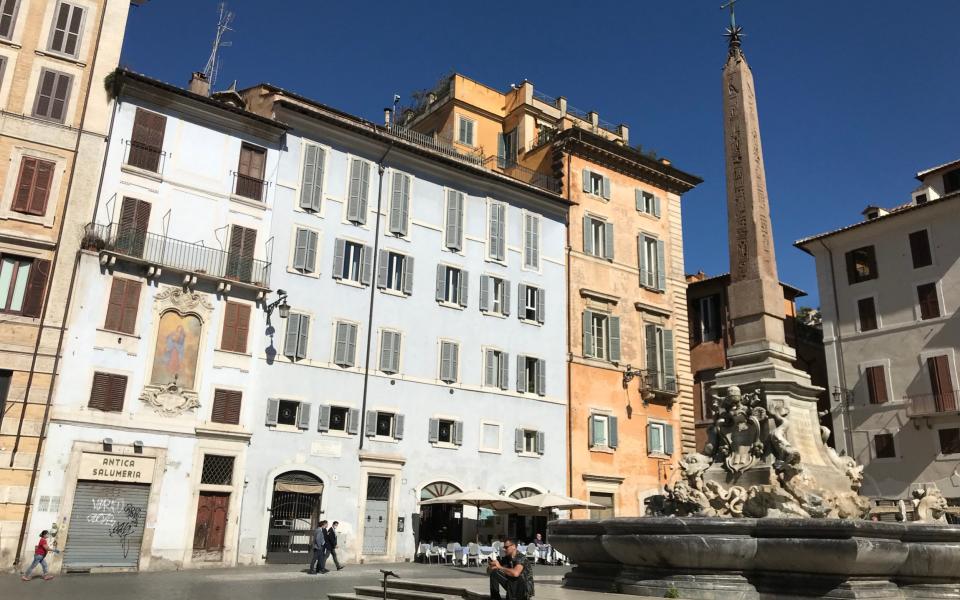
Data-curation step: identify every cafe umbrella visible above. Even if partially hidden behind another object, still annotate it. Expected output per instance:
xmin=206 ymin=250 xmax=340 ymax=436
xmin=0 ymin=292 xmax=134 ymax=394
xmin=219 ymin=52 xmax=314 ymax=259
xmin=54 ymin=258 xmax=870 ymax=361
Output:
xmin=419 ymin=489 xmax=532 ymax=543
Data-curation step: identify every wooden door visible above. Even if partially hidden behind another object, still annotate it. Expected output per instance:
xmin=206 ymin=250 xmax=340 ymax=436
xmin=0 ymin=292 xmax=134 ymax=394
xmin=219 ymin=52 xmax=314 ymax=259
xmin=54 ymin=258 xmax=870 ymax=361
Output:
xmin=193 ymin=492 xmax=229 ymax=551
xmin=928 ymin=355 xmax=956 ymax=412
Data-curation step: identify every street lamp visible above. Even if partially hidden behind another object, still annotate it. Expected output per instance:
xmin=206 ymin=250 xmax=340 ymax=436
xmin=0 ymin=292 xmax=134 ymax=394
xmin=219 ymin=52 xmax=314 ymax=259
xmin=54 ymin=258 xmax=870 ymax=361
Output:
xmin=265 ymin=289 xmax=290 ymax=321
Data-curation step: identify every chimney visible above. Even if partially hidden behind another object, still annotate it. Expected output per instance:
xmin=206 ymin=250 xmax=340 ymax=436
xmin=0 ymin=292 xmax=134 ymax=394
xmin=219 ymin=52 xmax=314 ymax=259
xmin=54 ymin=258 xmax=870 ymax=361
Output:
xmin=189 ymin=72 xmax=210 ymax=97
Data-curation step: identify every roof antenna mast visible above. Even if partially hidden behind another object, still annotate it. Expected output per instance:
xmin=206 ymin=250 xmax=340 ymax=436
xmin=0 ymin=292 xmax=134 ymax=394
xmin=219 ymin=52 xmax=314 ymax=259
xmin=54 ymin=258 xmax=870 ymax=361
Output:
xmin=203 ymin=2 xmax=234 ymax=88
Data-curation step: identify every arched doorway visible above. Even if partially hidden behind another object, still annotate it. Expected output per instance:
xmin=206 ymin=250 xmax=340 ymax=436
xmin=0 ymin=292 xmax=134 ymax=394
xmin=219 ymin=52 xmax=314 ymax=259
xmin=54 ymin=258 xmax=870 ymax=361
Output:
xmin=266 ymin=471 xmax=324 ymax=563
xmin=418 ymin=481 xmax=462 ymax=546
xmin=508 ymin=487 xmax=546 ymax=543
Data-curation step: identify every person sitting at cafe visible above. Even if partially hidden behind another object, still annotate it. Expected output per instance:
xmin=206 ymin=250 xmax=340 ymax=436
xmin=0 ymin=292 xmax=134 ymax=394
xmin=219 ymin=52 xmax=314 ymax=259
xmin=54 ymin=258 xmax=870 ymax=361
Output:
xmin=488 ymin=538 xmax=535 ymax=599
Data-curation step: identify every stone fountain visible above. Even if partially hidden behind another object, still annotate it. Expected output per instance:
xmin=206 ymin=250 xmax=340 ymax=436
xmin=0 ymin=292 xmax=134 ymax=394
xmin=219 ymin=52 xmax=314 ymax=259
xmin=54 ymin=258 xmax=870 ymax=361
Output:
xmin=549 ymin=10 xmax=960 ymax=600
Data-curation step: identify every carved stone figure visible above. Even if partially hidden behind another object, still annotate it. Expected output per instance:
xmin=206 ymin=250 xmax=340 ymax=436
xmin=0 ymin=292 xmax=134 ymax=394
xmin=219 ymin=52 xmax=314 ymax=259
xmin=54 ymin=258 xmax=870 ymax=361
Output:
xmin=913 ymin=485 xmax=948 ymax=524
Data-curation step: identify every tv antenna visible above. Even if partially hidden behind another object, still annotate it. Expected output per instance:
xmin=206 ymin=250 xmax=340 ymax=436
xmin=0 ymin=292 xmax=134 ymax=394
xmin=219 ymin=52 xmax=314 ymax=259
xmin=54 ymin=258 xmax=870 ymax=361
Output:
xmin=202 ymin=2 xmax=234 ymax=87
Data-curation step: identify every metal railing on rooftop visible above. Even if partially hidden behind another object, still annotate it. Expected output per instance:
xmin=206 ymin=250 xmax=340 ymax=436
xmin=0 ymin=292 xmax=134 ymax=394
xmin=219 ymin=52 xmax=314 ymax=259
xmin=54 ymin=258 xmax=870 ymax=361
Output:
xmin=906 ymin=390 xmax=959 ymax=417
xmin=490 ymin=156 xmax=561 ymax=194
xmin=385 ymin=124 xmax=484 ymax=166
xmin=532 ymin=89 xmax=557 ymax=107
xmin=646 ymin=371 xmax=679 ymax=395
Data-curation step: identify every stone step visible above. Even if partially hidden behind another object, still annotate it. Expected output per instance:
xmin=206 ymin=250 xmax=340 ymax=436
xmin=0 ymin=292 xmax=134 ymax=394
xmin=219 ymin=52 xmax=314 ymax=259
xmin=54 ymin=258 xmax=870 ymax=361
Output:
xmin=387 ymin=579 xmax=489 ymax=600
xmin=352 ymin=585 xmax=453 ymax=600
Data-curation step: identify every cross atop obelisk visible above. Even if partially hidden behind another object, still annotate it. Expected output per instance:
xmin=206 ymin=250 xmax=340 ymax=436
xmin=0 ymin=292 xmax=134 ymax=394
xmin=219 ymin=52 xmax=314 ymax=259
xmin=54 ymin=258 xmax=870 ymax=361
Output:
xmin=721 ymin=0 xmax=745 ymax=55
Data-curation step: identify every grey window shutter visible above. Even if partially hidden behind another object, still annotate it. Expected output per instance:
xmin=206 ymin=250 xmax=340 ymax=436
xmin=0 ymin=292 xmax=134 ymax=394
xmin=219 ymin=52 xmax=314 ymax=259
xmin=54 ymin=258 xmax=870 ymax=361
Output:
xmin=440 ymin=341 xmax=453 ymax=382
xmin=297 ymin=402 xmax=311 ymax=430
xmin=502 ymin=280 xmax=511 ymax=316
xmin=450 ymin=343 xmax=459 ymax=382
xmin=347 ymin=159 xmax=362 ymax=222
xmin=516 ymin=354 xmax=527 ymax=393
xmin=663 ymin=329 xmax=676 ymax=392
xmin=536 ymin=288 xmax=545 ymax=324
xmin=647 ymin=424 xmax=655 ymax=453
xmin=588 ymin=416 xmax=596 ymax=447
xmin=646 ymin=324 xmax=659 ymax=386
xmin=458 ymin=270 xmax=468 ymax=308
xmin=318 ymin=404 xmax=331 ymax=432
xmin=435 ymin=265 xmax=445 ymax=302
xmin=293 ymin=229 xmax=308 ymax=270
xmin=347 ymin=408 xmax=360 ymax=434
xmin=332 ymin=238 xmax=345 ymax=279
xmin=377 ymin=249 xmax=389 ymax=288
xmin=499 ymin=352 xmax=509 ymax=390
xmin=365 ymin=410 xmax=377 ymax=436
xmin=484 ymin=350 xmax=495 ymax=387
xmin=266 ymin=398 xmax=280 ymax=426
xmin=517 ymin=283 xmax=527 ymax=318
xmin=445 ymin=190 xmax=463 ymax=250
xmin=347 ymin=323 xmax=358 ymax=367
xmin=311 ymin=147 xmax=325 ymax=211
xmin=402 ymin=256 xmax=414 ymax=295
xmin=582 ymin=310 xmax=594 ymax=357
xmin=582 ymin=215 xmax=593 ymax=255
xmin=389 ymin=172 xmax=403 ymax=235
xmin=358 ymin=161 xmax=370 ymax=223
xmin=334 ymin=322 xmax=348 ymax=366
xmin=639 ymin=236 xmax=649 ymax=287
xmin=635 ymin=189 xmax=643 ymax=212
xmin=664 ymin=424 xmax=675 ymax=455
xmin=497 ymin=132 xmax=505 ymax=160
xmin=609 ymin=416 xmax=619 ymax=449
xmin=453 ymin=421 xmax=463 ymax=445
xmin=479 ymin=275 xmax=490 ymax=312
xmin=602 ymin=176 xmax=611 ymax=200
xmin=609 ymin=316 xmax=621 ymax=363
xmin=296 ymin=315 xmax=310 ymax=360
xmin=428 ymin=418 xmax=440 ymax=443
xmin=306 ymin=231 xmax=318 ymax=273
xmin=603 ymin=222 xmax=615 ymax=260
xmin=536 ymin=359 xmax=546 ymax=396
xmin=300 ymin=145 xmax=318 ymax=210
xmin=527 ymin=215 xmax=539 ymax=268
xmin=400 ymin=174 xmax=410 ymax=236
xmin=360 ymin=244 xmax=373 ymax=285
xmin=515 ymin=428 xmax=524 ymax=453
xmin=394 ymin=414 xmax=405 ymax=440
xmin=582 ymin=168 xmax=591 ymax=193
xmin=535 ymin=431 xmax=545 ymax=455
xmin=656 ymin=239 xmax=666 ymax=291
xmin=524 ymin=215 xmax=533 ymax=268
xmin=379 ymin=331 xmax=392 ymax=372
xmin=284 ymin=314 xmax=300 ymax=359
xmin=390 ymin=331 xmax=401 ymax=373
xmin=653 ymin=195 xmax=661 ymax=218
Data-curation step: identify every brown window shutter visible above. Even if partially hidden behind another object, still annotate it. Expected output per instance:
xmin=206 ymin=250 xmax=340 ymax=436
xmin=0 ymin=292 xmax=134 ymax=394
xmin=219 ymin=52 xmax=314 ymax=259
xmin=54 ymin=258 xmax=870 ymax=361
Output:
xmin=845 ymin=251 xmax=857 ymax=284
xmin=234 ymin=303 xmax=250 ymax=354
xmin=29 ymin=159 xmax=54 ymax=215
xmin=221 ymin=302 xmax=237 ymax=351
xmin=107 ymin=374 xmax=127 ymax=412
xmin=928 ymin=355 xmax=956 ymax=412
xmin=104 ymin=277 xmax=127 ymax=331
xmin=120 ymin=279 xmax=142 ymax=334
xmin=212 ymin=389 xmax=241 ymax=425
xmin=242 ymin=227 xmax=257 ymax=259
xmin=12 ymin=158 xmax=55 ymax=216
xmin=238 ymin=144 xmax=266 ymax=179
xmin=857 ymin=297 xmax=877 ymax=331
xmin=866 ymin=366 xmax=887 ymax=404
xmin=11 ymin=157 xmax=37 ymax=213
xmin=130 ymin=108 xmax=166 ymax=171
xmin=89 ymin=372 xmax=126 ymax=412
xmin=20 ymin=259 xmax=50 ymax=318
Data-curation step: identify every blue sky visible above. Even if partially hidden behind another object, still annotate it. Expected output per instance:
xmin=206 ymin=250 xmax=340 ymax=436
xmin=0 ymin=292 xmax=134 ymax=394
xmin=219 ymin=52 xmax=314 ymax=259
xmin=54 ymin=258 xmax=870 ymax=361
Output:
xmin=120 ymin=1 xmax=960 ymax=308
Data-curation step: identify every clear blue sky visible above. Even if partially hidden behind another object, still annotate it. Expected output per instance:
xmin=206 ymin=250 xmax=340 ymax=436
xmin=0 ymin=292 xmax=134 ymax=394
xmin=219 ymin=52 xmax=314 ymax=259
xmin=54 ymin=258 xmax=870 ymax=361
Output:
xmin=120 ymin=1 xmax=960 ymax=309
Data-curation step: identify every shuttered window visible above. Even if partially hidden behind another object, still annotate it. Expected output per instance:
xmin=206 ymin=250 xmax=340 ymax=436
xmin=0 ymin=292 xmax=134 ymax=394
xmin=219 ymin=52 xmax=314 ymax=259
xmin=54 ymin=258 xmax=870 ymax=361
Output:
xmin=480 ymin=275 xmax=510 ymax=316
xmin=333 ymin=321 xmax=358 ymax=367
xmin=639 ymin=234 xmax=666 ymax=291
xmin=635 ymin=189 xmax=661 ymax=217
xmin=226 ymin=224 xmax=257 ymax=282
xmin=909 ymin=230 xmax=932 ymax=269
xmin=88 ymin=372 xmax=126 ymax=412
xmin=378 ymin=330 xmax=401 ymax=374
xmin=845 ymin=246 xmax=878 ymax=284
xmin=283 ymin=313 xmax=310 ymax=361
xmin=582 ymin=169 xmax=610 ymax=199
xmin=865 ymin=365 xmax=888 ymax=405
xmin=645 ymin=324 xmax=676 ymax=392
xmin=389 ymin=172 xmax=411 ymax=236
xmin=11 ymin=157 xmax=55 ymax=216
xmin=488 ymin=201 xmax=506 ymax=261
xmin=484 ymin=349 xmax=509 ymax=389
xmin=377 ymin=250 xmax=414 ymax=295
xmin=517 ymin=284 xmax=544 ymax=324
xmin=220 ymin=301 xmax=251 ymax=354
xmin=436 ymin=265 xmax=468 ymax=307
xmin=346 ymin=158 xmax=371 ymax=224
xmin=927 ymin=355 xmax=956 ymax=413
xmin=0 ymin=0 xmax=20 ymax=40
xmin=128 ymin=108 xmax=166 ymax=172
xmin=48 ymin=1 xmax=84 ymax=56
xmin=33 ymin=68 xmax=72 ymax=123
xmin=333 ymin=239 xmax=372 ymax=285
xmin=103 ymin=277 xmax=141 ymax=335
xmin=211 ymin=389 xmax=241 ymax=425
xmin=583 ymin=215 xmax=612 ymax=259
xmin=235 ymin=144 xmax=267 ymax=201
xmin=444 ymin=189 xmax=464 ymax=250
xmin=647 ymin=422 xmax=674 ymax=455
xmin=299 ymin=144 xmax=325 ymax=212
xmin=439 ymin=340 xmax=459 ymax=383
xmin=917 ymin=283 xmax=941 ymax=320
xmin=292 ymin=228 xmax=319 ymax=274
xmin=0 ymin=255 xmax=49 ymax=317
xmin=117 ymin=197 xmax=151 ymax=258
xmin=588 ymin=414 xmax=619 ymax=449
xmin=857 ymin=297 xmax=878 ymax=332
xmin=523 ymin=213 xmax=540 ymax=269
xmin=516 ymin=355 xmax=546 ymax=396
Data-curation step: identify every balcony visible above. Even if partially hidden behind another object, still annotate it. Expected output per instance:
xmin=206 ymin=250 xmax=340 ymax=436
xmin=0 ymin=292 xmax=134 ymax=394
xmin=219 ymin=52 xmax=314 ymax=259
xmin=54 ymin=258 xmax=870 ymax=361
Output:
xmin=124 ymin=140 xmax=166 ymax=174
xmin=385 ymin=124 xmax=483 ymax=167
xmin=82 ymin=222 xmax=271 ymax=290
xmin=233 ymin=172 xmax=267 ymax=202
xmin=491 ymin=157 xmax=561 ymax=194
xmin=906 ymin=391 xmax=960 ymax=418
xmin=646 ymin=371 xmax=679 ymax=396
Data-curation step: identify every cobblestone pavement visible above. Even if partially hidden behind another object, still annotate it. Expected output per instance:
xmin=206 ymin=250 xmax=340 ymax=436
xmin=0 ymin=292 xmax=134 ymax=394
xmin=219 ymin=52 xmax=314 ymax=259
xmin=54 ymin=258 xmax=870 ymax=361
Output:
xmin=2 ymin=562 xmax=571 ymax=599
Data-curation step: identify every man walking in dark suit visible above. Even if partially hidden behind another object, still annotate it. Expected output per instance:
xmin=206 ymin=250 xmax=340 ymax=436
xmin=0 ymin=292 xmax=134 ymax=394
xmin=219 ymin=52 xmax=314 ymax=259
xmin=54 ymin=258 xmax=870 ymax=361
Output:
xmin=310 ymin=520 xmax=329 ymax=574
xmin=325 ymin=521 xmax=344 ymax=571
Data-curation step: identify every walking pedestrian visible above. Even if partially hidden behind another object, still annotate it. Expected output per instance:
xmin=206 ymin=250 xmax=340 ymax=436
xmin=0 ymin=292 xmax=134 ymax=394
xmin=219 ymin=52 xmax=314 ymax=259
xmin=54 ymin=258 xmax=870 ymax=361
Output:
xmin=325 ymin=521 xmax=344 ymax=571
xmin=309 ymin=520 xmax=329 ymax=574
xmin=22 ymin=530 xmax=58 ymax=582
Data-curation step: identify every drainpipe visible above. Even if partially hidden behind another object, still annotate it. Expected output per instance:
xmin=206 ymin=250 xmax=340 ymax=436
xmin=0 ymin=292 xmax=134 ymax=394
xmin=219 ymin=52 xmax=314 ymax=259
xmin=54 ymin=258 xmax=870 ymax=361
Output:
xmin=564 ymin=147 xmax=574 ymax=498
xmin=358 ymin=142 xmax=395 ymax=451
xmin=12 ymin=1 xmax=111 ymax=567
xmin=818 ymin=239 xmax=855 ymax=456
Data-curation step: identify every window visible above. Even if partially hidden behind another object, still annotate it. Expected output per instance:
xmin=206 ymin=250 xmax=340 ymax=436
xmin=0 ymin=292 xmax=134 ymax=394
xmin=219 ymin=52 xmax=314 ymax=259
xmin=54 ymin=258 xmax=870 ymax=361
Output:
xmin=377 ymin=250 xmax=413 ymax=295
xmin=292 ymin=228 xmax=319 ymax=274
xmin=128 ymin=108 xmax=166 ymax=173
xmin=636 ymin=189 xmax=660 ymax=217
xmin=211 ymin=389 xmax=241 ymax=425
xmin=582 ymin=169 xmax=610 ymax=199
xmin=480 ymin=275 xmax=509 ymax=316
xmin=236 ymin=143 xmax=266 ymax=201
xmin=88 ymin=372 xmax=126 ymax=412
xmin=11 ymin=157 xmax=55 ymax=216
xmin=583 ymin=215 xmax=613 ymax=259
xmin=117 ymin=196 xmax=151 ymax=258
xmin=444 ymin=189 xmax=464 ymax=251
xmin=909 ymin=230 xmax=932 ymax=269
xmin=926 ymin=355 xmax=956 ymax=413
xmin=346 ymin=158 xmax=371 ymax=224
xmin=265 ymin=399 xmax=310 ymax=429
xmin=647 ymin=421 xmax=674 ymax=455
xmin=944 ymin=168 xmax=960 ymax=195
xmin=48 ymin=1 xmax=84 ymax=57
xmin=429 ymin=418 xmax=463 ymax=446
xmin=523 ymin=213 xmax=540 ymax=269
xmin=103 ymin=277 xmax=141 ymax=335
xmin=318 ymin=405 xmax=359 ymax=434
xmin=439 ymin=340 xmax=459 ymax=383
xmin=873 ymin=433 xmax=896 ymax=459
xmin=457 ymin=115 xmax=475 ymax=146
xmin=0 ymin=0 xmax=20 ymax=40
xmin=915 ymin=193 xmax=928 ymax=205
xmin=220 ymin=302 xmax=251 ymax=354
xmin=518 ymin=284 xmax=544 ymax=323
xmin=378 ymin=329 xmax=401 ymax=374
xmin=857 ymin=297 xmax=878 ymax=332
xmin=589 ymin=492 xmax=614 ymax=519
xmin=226 ymin=224 xmax=257 ymax=282
xmin=481 ymin=422 xmax=501 ymax=452
xmin=917 ymin=283 xmax=941 ymax=320
xmin=365 ymin=410 xmax=404 ymax=440
xmin=646 ymin=324 xmax=676 ymax=392
xmin=498 ymin=129 xmax=518 ymax=166
xmin=640 ymin=234 xmax=666 ymax=291
xmin=583 ymin=311 xmax=621 ymax=363
xmin=865 ymin=365 xmax=888 ymax=405
xmin=939 ymin=428 xmax=960 ymax=455
xmin=299 ymin=144 xmax=325 ymax=212
xmin=846 ymin=246 xmax=878 ymax=284
xmin=484 ymin=349 xmax=508 ymax=389
xmin=589 ymin=414 xmax=619 ymax=449
xmin=436 ymin=265 xmax=467 ymax=307
xmin=283 ymin=313 xmax=310 ymax=361
xmin=329 ymin=406 xmax=349 ymax=432
xmin=516 ymin=428 xmax=544 ymax=455
xmin=517 ymin=355 xmax=545 ymax=396
xmin=32 ymin=69 xmax=72 ymax=123
xmin=200 ymin=455 xmax=234 ymax=486
xmin=334 ymin=239 xmax=372 ymax=285
xmin=0 ymin=255 xmax=49 ymax=317
xmin=488 ymin=201 xmax=506 ymax=262
xmin=333 ymin=321 xmax=359 ymax=367
xmin=389 ymin=172 xmax=411 ymax=236
xmin=696 ymin=295 xmax=721 ymax=342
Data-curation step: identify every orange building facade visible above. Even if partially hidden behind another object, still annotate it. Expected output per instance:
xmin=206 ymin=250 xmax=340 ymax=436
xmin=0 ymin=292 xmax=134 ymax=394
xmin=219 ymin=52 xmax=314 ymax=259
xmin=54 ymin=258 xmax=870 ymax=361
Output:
xmin=405 ymin=74 xmax=701 ymax=516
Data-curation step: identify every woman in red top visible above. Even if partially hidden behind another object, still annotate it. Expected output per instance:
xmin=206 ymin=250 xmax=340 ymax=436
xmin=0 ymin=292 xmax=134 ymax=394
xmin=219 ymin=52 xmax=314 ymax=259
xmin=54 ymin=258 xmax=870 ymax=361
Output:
xmin=22 ymin=530 xmax=58 ymax=581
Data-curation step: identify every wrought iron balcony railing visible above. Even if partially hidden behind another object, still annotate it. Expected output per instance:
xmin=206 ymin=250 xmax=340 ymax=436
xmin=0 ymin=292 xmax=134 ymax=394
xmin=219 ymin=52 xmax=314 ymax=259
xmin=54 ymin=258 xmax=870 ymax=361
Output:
xmin=233 ymin=172 xmax=267 ymax=202
xmin=385 ymin=124 xmax=484 ymax=166
xmin=906 ymin=390 xmax=960 ymax=417
xmin=492 ymin=157 xmax=561 ymax=194
xmin=82 ymin=222 xmax=271 ymax=289
xmin=646 ymin=371 xmax=679 ymax=395
xmin=123 ymin=140 xmax=166 ymax=174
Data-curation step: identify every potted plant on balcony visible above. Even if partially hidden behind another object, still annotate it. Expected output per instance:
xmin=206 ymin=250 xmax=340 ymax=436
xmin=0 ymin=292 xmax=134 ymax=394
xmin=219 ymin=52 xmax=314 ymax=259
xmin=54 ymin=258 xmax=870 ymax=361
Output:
xmin=81 ymin=228 xmax=107 ymax=252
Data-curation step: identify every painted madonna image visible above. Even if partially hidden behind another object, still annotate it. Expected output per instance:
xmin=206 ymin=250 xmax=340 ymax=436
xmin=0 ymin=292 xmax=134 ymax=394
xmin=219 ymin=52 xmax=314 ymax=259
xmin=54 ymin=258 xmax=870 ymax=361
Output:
xmin=150 ymin=311 xmax=202 ymax=390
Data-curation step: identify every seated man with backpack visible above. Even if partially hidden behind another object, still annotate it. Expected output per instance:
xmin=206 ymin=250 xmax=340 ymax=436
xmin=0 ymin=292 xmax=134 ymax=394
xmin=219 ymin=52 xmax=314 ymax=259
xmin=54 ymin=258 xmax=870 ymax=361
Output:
xmin=487 ymin=538 xmax=535 ymax=599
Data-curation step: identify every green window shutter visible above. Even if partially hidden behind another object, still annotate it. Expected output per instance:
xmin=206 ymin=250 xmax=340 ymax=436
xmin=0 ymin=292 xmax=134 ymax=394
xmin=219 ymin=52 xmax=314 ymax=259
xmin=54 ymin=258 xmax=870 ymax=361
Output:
xmin=265 ymin=398 xmax=280 ymax=426
xmin=499 ymin=352 xmax=509 ymax=390
xmin=664 ymin=424 xmax=675 ymax=455
xmin=317 ymin=404 xmax=331 ymax=432
xmin=516 ymin=354 xmax=526 ymax=393
xmin=663 ymin=329 xmax=676 ymax=392
xmin=647 ymin=424 xmax=655 ymax=454
xmin=458 ymin=270 xmax=468 ymax=308
xmin=582 ymin=310 xmax=594 ymax=357
xmin=645 ymin=324 xmax=659 ymax=386
xmin=638 ymin=235 xmax=649 ymax=287
xmin=402 ymin=256 xmax=415 ymax=295
xmin=300 ymin=144 xmax=318 ymax=210
xmin=582 ymin=168 xmax=591 ymax=193
xmin=306 ymin=231 xmax=318 ymax=273
xmin=536 ymin=359 xmax=546 ymax=396
xmin=377 ymin=249 xmax=389 ymax=288
xmin=297 ymin=402 xmax=311 ymax=430
xmin=428 ymin=418 xmax=440 ymax=443
xmin=603 ymin=222 xmax=614 ymax=260
xmin=435 ymin=265 xmax=445 ymax=302
xmin=582 ymin=215 xmax=593 ymax=255
xmin=293 ymin=229 xmax=308 ymax=270
xmin=445 ymin=190 xmax=463 ymax=250
xmin=497 ymin=132 xmax=505 ymax=161
xmin=609 ymin=416 xmax=619 ymax=449
xmin=656 ymin=239 xmax=666 ymax=291
xmin=608 ymin=316 xmax=621 ymax=363
xmin=480 ymin=275 xmax=490 ymax=312
xmin=536 ymin=288 xmax=545 ymax=324
xmin=360 ymin=244 xmax=373 ymax=285
xmin=332 ymin=238 xmax=345 ymax=279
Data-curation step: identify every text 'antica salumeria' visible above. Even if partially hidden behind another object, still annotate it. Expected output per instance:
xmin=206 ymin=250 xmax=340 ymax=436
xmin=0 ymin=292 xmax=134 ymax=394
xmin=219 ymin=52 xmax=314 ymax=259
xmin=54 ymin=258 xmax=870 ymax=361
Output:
xmin=92 ymin=457 xmax=141 ymax=479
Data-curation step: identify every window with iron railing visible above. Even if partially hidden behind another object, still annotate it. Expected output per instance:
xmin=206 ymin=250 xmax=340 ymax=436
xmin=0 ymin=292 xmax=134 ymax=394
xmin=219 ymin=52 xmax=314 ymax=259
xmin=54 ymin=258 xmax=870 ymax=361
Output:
xmin=235 ymin=143 xmax=267 ymax=201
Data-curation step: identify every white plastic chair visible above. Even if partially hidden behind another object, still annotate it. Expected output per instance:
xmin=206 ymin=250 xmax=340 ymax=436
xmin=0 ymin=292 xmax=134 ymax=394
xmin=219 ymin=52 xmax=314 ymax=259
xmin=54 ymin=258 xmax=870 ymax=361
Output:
xmin=427 ymin=544 xmax=442 ymax=564
xmin=417 ymin=543 xmax=431 ymax=563
xmin=466 ymin=542 xmax=481 ymax=567
xmin=445 ymin=542 xmax=459 ymax=565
